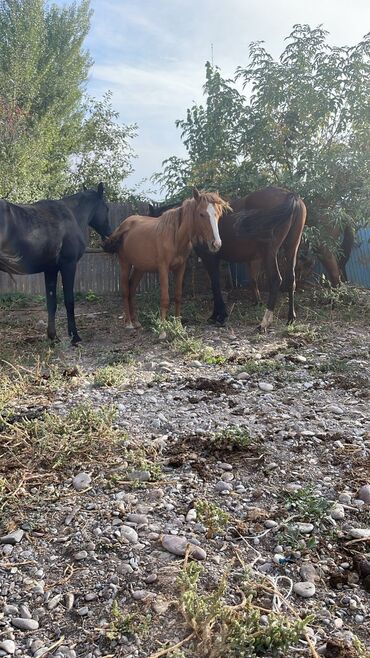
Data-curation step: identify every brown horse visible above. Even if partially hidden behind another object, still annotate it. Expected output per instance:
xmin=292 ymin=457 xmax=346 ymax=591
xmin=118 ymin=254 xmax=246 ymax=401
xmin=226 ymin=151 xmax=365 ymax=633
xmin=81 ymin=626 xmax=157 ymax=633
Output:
xmin=104 ymin=189 xmax=229 ymax=327
xmin=196 ymin=187 xmax=307 ymax=330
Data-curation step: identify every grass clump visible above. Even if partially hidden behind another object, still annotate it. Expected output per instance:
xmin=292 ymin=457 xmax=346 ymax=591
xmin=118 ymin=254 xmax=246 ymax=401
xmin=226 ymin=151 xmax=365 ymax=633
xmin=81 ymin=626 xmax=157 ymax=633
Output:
xmin=238 ymin=358 xmax=282 ymax=375
xmin=152 ymin=316 xmax=226 ymax=364
xmin=195 ymin=500 xmax=230 ymax=539
xmin=212 ymin=426 xmax=252 ymax=452
xmin=282 ymin=323 xmax=317 ymax=343
xmin=93 ymin=364 xmax=128 ymax=388
xmin=283 ymin=486 xmax=331 ymax=522
xmin=106 ymin=600 xmax=151 ymax=641
xmin=178 ymin=561 xmax=314 ymax=658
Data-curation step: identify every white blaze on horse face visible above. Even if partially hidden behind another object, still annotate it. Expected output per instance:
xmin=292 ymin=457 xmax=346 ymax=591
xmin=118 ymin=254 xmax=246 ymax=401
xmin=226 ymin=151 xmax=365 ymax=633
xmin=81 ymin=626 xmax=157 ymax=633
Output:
xmin=206 ymin=203 xmax=222 ymax=251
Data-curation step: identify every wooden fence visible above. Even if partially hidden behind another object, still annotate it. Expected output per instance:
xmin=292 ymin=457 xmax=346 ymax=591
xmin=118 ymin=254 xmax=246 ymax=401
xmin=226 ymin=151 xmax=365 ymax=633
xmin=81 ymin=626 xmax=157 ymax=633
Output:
xmin=0 ymin=201 xmax=160 ymax=295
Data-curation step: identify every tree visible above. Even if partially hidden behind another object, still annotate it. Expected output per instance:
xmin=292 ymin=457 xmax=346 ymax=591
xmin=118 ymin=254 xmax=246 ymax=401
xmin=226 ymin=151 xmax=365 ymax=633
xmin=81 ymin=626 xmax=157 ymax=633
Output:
xmin=154 ymin=62 xmax=262 ymax=200
xmin=155 ymin=26 xmax=370 ymax=256
xmin=237 ymin=25 xmax=370 ymax=246
xmin=67 ymin=92 xmax=137 ymax=201
xmin=0 ymin=0 xmax=92 ymax=200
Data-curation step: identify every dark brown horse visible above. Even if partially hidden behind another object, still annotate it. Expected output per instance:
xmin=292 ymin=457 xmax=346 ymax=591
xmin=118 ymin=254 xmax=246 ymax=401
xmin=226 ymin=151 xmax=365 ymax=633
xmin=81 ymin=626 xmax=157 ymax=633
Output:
xmin=151 ymin=187 xmax=307 ymax=330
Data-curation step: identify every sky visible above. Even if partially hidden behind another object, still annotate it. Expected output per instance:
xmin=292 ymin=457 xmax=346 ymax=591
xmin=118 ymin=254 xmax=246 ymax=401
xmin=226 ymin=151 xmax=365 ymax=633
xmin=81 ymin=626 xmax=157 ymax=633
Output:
xmin=84 ymin=0 xmax=370 ymax=199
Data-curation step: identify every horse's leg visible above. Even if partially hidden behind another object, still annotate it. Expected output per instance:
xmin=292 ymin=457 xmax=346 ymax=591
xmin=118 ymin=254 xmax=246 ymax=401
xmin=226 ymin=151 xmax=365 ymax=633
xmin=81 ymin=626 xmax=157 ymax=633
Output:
xmin=60 ymin=262 xmax=81 ymax=344
xmin=44 ymin=268 xmax=59 ymax=341
xmin=249 ymin=260 xmax=262 ymax=304
xmin=174 ymin=263 xmax=187 ymax=317
xmin=259 ymin=250 xmax=282 ymax=332
xmin=198 ymin=252 xmax=227 ymax=324
xmin=316 ymin=248 xmax=341 ymax=287
xmin=120 ymin=260 xmax=134 ymax=329
xmin=159 ymin=266 xmax=170 ymax=321
xmin=128 ymin=268 xmax=144 ymax=328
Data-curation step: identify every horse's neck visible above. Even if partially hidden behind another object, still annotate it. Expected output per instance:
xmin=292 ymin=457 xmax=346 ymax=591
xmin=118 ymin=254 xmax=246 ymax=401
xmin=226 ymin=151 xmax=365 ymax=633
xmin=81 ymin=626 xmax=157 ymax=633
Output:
xmin=62 ymin=194 xmax=90 ymax=228
xmin=172 ymin=207 xmax=195 ymax=254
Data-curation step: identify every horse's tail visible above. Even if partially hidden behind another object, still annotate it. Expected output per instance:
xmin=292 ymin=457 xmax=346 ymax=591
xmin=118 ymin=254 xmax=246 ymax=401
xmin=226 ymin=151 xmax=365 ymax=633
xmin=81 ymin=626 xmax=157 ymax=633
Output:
xmin=338 ymin=224 xmax=354 ymax=281
xmin=102 ymin=223 xmax=126 ymax=254
xmin=235 ymin=193 xmax=301 ymax=240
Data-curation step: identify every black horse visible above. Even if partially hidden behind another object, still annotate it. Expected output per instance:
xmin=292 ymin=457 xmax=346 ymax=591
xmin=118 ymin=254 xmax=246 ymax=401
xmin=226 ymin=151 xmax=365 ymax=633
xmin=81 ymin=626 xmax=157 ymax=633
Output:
xmin=0 ymin=183 xmax=111 ymax=344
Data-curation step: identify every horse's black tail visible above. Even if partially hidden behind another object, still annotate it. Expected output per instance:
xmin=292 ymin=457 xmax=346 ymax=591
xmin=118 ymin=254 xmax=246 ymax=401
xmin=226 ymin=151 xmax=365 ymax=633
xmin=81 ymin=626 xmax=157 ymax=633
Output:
xmin=338 ymin=224 xmax=354 ymax=281
xmin=235 ymin=193 xmax=300 ymax=241
xmin=102 ymin=225 xmax=125 ymax=254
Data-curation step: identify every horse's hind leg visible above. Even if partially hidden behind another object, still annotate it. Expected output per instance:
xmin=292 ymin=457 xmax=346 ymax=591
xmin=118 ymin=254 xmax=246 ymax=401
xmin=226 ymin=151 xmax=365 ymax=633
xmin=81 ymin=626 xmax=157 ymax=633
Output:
xmin=248 ymin=260 xmax=262 ymax=304
xmin=60 ymin=262 xmax=81 ymax=344
xmin=128 ymin=268 xmax=144 ymax=328
xmin=119 ymin=260 xmax=134 ymax=329
xmin=259 ymin=251 xmax=281 ymax=332
xmin=44 ymin=268 xmax=59 ymax=342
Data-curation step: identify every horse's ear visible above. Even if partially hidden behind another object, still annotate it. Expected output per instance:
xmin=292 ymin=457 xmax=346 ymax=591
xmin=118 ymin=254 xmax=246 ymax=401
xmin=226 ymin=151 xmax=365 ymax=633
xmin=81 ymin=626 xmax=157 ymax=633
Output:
xmin=148 ymin=203 xmax=155 ymax=216
xmin=97 ymin=182 xmax=104 ymax=198
xmin=193 ymin=187 xmax=201 ymax=202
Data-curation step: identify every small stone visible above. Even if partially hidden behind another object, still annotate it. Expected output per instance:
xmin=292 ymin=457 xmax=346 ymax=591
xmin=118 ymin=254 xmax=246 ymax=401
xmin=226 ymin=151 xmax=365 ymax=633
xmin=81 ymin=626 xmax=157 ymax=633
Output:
xmin=264 ymin=520 xmax=278 ymax=529
xmin=189 ymin=360 xmax=202 ymax=368
xmin=235 ymin=371 xmax=250 ymax=380
xmin=73 ymin=550 xmax=88 ymax=560
xmin=72 ymin=472 xmax=91 ymax=491
xmin=327 ymin=405 xmax=344 ymax=415
xmin=338 ymin=493 xmax=352 ymax=505
xmin=77 ymin=606 xmax=89 ymax=616
xmin=0 ymin=529 xmax=24 ymax=545
xmin=186 ymin=509 xmax=197 ymax=522
xmin=258 ymin=382 xmax=274 ymax=392
xmin=126 ymin=513 xmax=148 ymax=525
xmin=330 ymin=504 xmax=345 ymax=520
xmin=65 ymin=592 xmax=75 ymax=611
xmin=11 ymin=618 xmax=39 ymax=631
xmin=355 ymin=614 xmax=364 ymax=623
xmin=120 ymin=525 xmax=138 ymax=544
xmin=358 ymin=485 xmax=370 ymax=504
xmin=132 ymin=590 xmax=156 ymax=601
xmin=215 ymin=481 xmax=233 ymax=493
xmin=127 ymin=470 xmax=151 ymax=482
xmin=0 ymin=641 xmax=16 ymax=655
xmin=300 ymin=562 xmax=318 ymax=583
xmin=161 ymin=534 xmax=206 ymax=561
xmin=294 ymin=523 xmax=314 ymax=534
xmin=47 ymin=594 xmax=62 ymax=610
xmin=334 ymin=618 xmax=343 ymax=629
xmin=293 ymin=581 xmax=316 ymax=598
xmin=348 ymin=528 xmax=370 ymax=539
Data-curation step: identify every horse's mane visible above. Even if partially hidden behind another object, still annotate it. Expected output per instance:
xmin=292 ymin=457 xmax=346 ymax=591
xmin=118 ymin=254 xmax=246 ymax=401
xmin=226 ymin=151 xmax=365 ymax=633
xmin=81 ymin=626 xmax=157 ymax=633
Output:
xmin=156 ymin=192 xmax=230 ymax=240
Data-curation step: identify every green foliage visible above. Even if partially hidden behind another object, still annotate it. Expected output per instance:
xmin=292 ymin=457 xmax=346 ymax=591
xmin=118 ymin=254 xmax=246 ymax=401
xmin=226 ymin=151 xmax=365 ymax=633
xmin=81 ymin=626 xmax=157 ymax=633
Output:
xmin=151 ymin=315 xmax=225 ymax=363
xmin=67 ymin=91 xmax=137 ymax=201
xmin=107 ymin=600 xmax=151 ymax=640
xmin=0 ymin=2 xmax=136 ymax=202
xmin=283 ymin=486 xmax=331 ymax=522
xmin=212 ymin=426 xmax=252 ymax=451
xmin=194 ymin=499 xmax=230 ymax=538
xmin=155 ymin=26 xmax=370 ymax=249
xmin=178 ymin=562 xmax=314 ymax=657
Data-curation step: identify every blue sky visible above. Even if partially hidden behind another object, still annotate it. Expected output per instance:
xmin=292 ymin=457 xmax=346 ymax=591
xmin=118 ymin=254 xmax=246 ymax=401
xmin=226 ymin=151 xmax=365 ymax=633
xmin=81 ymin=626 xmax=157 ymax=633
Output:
xmin=83 ymin=0 xmax=370 ymax=198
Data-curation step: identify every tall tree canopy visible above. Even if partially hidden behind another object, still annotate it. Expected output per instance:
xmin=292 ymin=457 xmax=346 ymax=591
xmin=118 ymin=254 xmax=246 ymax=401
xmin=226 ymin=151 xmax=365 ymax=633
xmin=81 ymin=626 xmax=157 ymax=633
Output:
xmin=155 ymin=26 xmax=370 ymax=249
xmin=0 ymin=0 xmax=136 ymax=201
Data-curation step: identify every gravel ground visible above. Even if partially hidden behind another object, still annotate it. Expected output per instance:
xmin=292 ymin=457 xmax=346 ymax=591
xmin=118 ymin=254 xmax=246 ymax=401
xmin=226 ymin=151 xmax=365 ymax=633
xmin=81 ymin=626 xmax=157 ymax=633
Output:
xmin=0 ymin=286 xmax=369 ymax=658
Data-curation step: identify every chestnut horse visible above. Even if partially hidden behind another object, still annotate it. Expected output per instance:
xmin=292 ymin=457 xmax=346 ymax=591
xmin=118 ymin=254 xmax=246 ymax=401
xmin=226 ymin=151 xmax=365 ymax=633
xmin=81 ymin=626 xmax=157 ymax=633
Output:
xmin=151 ymin=187 xmax=307 ymax=331
xmin=104 ymin=189 xmax=229 ymax=327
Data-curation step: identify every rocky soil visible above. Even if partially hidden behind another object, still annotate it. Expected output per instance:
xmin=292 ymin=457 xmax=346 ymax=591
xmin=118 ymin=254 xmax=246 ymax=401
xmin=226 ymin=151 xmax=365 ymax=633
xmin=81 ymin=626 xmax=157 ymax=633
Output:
xmin=0 ymin=287 xmax=369 ymax=658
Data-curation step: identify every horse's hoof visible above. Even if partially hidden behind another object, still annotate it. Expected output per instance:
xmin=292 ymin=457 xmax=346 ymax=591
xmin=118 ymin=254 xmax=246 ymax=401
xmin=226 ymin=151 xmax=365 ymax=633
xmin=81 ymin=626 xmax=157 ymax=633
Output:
xmin=133 ymin=321 xmax=142 ymax=329
xmin=256 ymin=324 xmax=267 ymax=334
xmin=71 ymin=335 xmax=82 ymax=346
xmin=124 ymin=323 xmax=135 ymax=330
xmin=158 ymin=331 xmax=167 ymax=340
xmin=48 ymin=334 xmax=60 ymax=343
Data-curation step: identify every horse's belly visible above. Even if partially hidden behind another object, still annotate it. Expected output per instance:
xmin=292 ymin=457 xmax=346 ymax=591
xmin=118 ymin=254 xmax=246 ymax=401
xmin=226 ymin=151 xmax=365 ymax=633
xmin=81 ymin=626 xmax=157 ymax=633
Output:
xmin=122 ymin=233 xmax=158 ymax=271
xmin=220 ymin=238 xmax=259 ymax=263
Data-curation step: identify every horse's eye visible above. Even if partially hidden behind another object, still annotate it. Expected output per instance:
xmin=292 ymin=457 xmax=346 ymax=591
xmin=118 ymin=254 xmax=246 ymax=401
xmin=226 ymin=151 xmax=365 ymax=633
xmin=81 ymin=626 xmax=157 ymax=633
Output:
xmin=200 ymin=212 xmax=206 ymax=218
